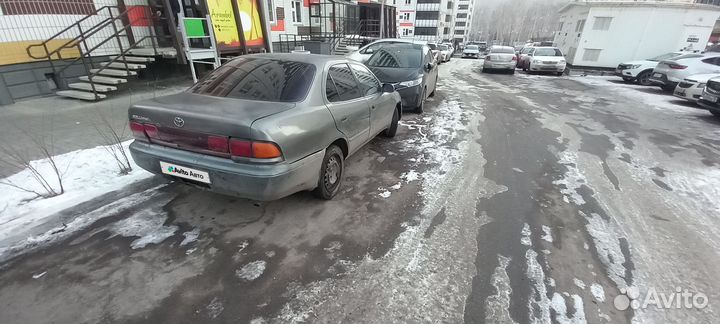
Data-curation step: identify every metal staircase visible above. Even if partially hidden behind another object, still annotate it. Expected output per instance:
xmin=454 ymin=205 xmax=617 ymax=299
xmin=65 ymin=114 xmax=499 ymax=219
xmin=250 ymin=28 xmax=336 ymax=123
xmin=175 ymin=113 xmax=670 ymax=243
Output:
xmin=26 ymin=5 xmax=181 ymax=101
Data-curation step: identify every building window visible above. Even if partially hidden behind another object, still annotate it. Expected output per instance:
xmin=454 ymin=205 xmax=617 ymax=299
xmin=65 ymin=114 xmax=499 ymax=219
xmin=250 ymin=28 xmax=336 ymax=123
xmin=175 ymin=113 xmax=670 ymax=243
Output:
xmin=417 ymin=0 xmax=440 ymax=3
xmin=582 ymin=49 xmax=601 ymax=62
xmin=0 ymin=0 xmax=95 ymax=15
xmin=416 ymin=11 xmax=439 ymax=20
xmin=415 ymin=27 xmax=437 ymax=35
xmin=443 ymin=27 xmax=450 ymax=34
xmin=456 ymin=13 xmax=467 ymax=19
xmin=447 ymin=1 xmax=453 ymax=9
xmin=592 ymin=17 xmax=612 ymax=31
xmin=575 ymin=19 xmax=586 ymax=32
xmin=405 ymin=0 xmax=411 ymax=4
xmin=267 ymin=0 xmax=276 ymax=23
xmin=459 ymin=4 xmax=468 ymax=10
xmin=454 ymin=30 xmax=464 ymax=35
xmin=403 ymin=29 xmax=410 ymax=36
xmin=291 ymin=0 xmax=302 ymax=23
xmin=445 ymin=15 xmax=451 ymax=22
xmin=455 ymin=21 xmax=465 ymax=27
xmin=402 ymin=13 xmax=410 ymax=20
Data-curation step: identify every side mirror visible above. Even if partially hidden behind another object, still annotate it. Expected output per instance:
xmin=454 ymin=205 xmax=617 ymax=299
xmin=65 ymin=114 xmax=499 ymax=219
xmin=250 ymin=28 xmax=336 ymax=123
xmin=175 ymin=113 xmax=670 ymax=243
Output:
xmin=426 ymin=62 xmax=434 ymax=71
xmin=382 ymin=83 xmax=395 ymax=93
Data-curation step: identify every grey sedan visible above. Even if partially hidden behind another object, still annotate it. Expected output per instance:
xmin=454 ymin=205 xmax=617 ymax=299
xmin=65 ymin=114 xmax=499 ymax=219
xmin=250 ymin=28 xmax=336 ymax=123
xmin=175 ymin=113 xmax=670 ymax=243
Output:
xmin=128 ymin=54 xmax=402 ymax=201
xmin=482 ymin=45 xmax=517 ymax=74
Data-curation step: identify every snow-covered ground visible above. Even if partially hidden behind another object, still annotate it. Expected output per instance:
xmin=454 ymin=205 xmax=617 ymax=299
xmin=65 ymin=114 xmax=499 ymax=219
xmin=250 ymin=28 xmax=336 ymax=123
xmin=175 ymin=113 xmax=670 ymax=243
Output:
xmin=0 ymin=141 xmax=152 ymax=255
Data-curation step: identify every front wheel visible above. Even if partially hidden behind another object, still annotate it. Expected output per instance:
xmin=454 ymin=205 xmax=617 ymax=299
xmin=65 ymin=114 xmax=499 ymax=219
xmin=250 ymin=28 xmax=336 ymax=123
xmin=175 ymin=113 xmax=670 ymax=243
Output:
xmin=313 ymin=145 xmax=345 ymax=200
xmin=556 ymin=72 xmax=563 ymax=76
xmin=382 ymin=108 xmax=399 ymax=138
xmin=636 ymin=70 xmax=652 ymax=86
xmin=415 ymin=88 xmax=426 ymax=114
xmin=622 ymin=77 xmax=634 ymax=82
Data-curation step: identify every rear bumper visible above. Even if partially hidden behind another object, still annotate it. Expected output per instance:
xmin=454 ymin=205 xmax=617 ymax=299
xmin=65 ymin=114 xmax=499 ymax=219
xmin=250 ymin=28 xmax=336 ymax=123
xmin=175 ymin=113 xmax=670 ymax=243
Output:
xmin=484 ymin=61 xmax=517 ymax=70
xmin=462 ymin=53 xmax=479 ymax=58
xmin=673 ymin=86 xmax=703 ymax=102
xmin=129 ymin=141 xmax=324 ymax=201
xmin=529 ymin=63 xmax=565 ymax=72
xmin=396 ymin=85 xmax=423 ymax=109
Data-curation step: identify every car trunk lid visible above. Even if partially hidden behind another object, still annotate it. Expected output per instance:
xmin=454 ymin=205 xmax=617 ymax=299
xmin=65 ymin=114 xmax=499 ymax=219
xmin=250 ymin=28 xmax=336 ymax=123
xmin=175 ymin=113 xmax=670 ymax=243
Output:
xmin=488 ymin=54 xmax=515 ymax=62
xmin=129 ymin=92 xmax=294 ymax=155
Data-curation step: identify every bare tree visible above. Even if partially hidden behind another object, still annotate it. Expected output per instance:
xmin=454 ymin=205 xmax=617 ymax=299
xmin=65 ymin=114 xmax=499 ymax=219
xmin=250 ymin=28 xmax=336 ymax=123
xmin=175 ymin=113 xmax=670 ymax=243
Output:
xmin=92 ymin=111 xmax=133 ymax=175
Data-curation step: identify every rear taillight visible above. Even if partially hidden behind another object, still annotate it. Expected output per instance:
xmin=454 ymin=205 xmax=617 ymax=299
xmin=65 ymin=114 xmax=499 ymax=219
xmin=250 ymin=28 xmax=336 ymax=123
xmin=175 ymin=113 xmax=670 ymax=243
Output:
xmin=669 ymin=64 xmax=687 ymax=70
xmin=229 ymin=139 xmax=282 ymax=159
xmin=130 ymin=121 xmax=148 ymax=141
xmin=207 ymin=135 xmax=229 ymax=153
xmin=485 ymin=55 xmax=491 ymax=60
xmin=144 ymin=124 xmax=159 ymax=139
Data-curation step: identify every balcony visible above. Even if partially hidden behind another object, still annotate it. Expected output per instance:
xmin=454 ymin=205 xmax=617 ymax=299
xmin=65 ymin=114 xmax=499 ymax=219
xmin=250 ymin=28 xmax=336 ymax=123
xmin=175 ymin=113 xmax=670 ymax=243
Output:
xmin=415 ymin=19 xmax=439 ymax=27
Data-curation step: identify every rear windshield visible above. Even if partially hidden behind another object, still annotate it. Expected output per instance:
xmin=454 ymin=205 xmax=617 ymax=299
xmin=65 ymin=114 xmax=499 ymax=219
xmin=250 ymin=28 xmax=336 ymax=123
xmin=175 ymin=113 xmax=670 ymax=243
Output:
xmin=366 ymin=47 xmax=423 ymax=68
xmin=534 ymin=48 xmax=563 ymax=56
xmin=649 ymin=52 xmax=683 ymax=61
xmin=188 ymin=57 xmax=316 ymax=102
xmin=427 ymin=43 xmax=438 ymax=50
xmin=439 ymin=44 xmax=449 ymax=50
xmin=491 ymin=47 xmax=515 ymax=54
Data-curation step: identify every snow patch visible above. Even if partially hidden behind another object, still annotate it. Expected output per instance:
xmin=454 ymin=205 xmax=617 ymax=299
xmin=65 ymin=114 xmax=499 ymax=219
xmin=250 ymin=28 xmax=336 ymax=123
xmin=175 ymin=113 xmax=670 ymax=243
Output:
xmin=180 ymin=228 xmax=200 ymax=246
xmin=236 ymin=260 xmax=267 ymax=281
xmin=553 ymin=151 xmax=587 ymax=205
xmin=32 ymin=271 xmax=47 ymax=279
xmin=206 ymin=297 xmax=224 ymax=319
xmin=541 ymin=225 xmax=553 ymax=243
xmin=107 ymin=206 xmax=178 ymax=249
xmin=378 ymin=189 xmax=391 ymax=198
xmin=583 ymin=211 xmax=631 ymax=289
xmin=512 ymin=167 xmax=525 ymax=173
xmin=573 ymin=278 xmax=586 ymax=290
xmin=400 ymin=170 xmax=420 ymax=182
xmin=550 ymin=293 xmax=587 ymax=324
xmin=521 ymin=223 xmax=532 ymax=246
xmin=590 ymin=283 xmax=605 ymax=302
xmin=389 ymin=182 xmax=402 ymax=190
xmin=485 ymin=254 xmax=518 ymax=324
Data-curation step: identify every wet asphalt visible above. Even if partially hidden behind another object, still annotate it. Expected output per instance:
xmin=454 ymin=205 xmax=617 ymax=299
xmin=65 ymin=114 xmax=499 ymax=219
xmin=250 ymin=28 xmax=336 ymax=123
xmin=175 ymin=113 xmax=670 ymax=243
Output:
xmin=1 ymin=58 xmax=719 ymax=324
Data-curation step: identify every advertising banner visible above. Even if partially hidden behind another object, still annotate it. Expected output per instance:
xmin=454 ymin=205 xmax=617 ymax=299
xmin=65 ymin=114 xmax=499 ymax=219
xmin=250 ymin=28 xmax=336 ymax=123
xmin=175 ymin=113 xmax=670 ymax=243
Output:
xmin=205 ymin=0 xmax=241 ymax=51
xmin=236 ymin=0 xmax=266 ymax=48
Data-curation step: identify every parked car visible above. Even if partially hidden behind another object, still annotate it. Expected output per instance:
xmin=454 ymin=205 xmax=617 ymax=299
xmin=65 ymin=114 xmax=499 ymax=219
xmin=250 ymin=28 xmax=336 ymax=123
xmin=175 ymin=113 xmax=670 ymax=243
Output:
xmin=347 ymin=38 xmax=426 ymax=63
xmin=128 ymin=54 xmax=402 ymax=201
xmin=439 ymin=44 xmax=452 ymax=62
xmin=649 ymin=52 xmax=720 ymax=91
xmin=696 ymin=76 xmax=720 ymax=117
xmin=673 ymin=73 xmax=719 ymax=103
xmin=427 ymin=43 xmax=442 ymax=62
xmin=615 ymin=52 xmax=687 ymax=85
xmin=518 ymin=47 xmax=566 ymax=75
xmin=366 ymin=44 xmax=439 ymax=113
xmin=462 ymin=45 xmax=481 ymax=59
xmin=482 ymin=45 xmax=517 ymax=74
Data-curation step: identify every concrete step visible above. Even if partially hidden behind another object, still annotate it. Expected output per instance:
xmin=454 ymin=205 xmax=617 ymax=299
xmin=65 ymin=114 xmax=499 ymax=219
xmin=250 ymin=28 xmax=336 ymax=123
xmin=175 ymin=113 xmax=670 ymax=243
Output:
xmin=105 ymin=62 xmax=146 ymax=70
xmin=79 ymin=75 xmax=127 ymax=85
xmin=56 ymin=90 xmax=107 ymax=101
xmin=110 ymin=55 xmax=155 ymax=63
xmin=90 ymin=68 xmax=137 ymax=77
xmin=68 ymin=82 xmax=117 ymax=92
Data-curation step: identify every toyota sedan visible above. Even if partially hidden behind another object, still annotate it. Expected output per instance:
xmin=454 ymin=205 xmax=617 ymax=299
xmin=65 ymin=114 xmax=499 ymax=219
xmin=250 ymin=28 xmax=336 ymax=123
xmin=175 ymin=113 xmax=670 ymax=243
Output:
xmin=128 ymin=54 xmax=402 ymax=201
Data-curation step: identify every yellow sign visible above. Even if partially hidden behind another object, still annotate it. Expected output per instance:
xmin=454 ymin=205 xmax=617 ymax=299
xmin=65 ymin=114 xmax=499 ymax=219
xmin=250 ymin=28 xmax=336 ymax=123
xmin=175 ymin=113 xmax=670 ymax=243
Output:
xmin=206 ymin=0 xmax=240 ymax=51
xmin=236 ymin=0 xmax=265 ymax=47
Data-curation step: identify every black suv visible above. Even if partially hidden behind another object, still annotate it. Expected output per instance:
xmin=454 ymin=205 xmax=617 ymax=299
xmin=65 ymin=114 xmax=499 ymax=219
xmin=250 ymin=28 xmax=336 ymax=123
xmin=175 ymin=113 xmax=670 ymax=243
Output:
xmin=697 ymin=77 xmax=720 ymax=118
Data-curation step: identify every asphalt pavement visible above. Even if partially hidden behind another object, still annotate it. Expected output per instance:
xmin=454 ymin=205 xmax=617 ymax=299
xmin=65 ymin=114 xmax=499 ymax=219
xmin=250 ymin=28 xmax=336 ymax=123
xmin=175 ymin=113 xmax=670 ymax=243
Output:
xmin=1 ymin=58 xmax=719 ymax=324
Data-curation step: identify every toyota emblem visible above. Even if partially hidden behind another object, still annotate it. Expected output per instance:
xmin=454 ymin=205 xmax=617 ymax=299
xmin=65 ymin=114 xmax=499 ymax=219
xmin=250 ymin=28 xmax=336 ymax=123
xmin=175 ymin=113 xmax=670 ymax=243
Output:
xmin=173 ymin=117 xmax=185 ymax=128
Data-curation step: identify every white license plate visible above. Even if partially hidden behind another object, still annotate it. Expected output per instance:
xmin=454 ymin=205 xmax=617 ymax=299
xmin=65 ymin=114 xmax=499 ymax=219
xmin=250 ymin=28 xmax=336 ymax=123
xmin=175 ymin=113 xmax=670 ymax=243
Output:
xmin=160 ymin=161 xmax=211 ymax=184
xmin=704 ymin=93 xmax=718 ymax=103
xmin=653 ymin=73 xmax=662 ymax=78
xmin=675 ymin=89 xmax=685 ymax=96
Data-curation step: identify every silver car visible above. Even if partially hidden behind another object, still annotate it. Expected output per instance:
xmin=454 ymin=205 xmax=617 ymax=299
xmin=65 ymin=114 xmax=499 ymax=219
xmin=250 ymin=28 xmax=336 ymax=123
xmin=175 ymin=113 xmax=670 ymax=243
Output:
xmin=129 ymin=54 xmax=402 ymax=201
xmin=482 ymin=46 xmax=518 ymax=74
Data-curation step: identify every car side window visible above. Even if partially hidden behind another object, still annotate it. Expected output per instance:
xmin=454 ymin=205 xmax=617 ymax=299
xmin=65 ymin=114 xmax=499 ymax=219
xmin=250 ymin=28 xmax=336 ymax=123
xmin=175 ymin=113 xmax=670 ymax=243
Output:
xmin=326 ymin=74 xmax=341 ymax=102
xmin=362 ymin=42 xmax=385 ymax=54
xmin=350 ymin=64 xmax=380 ymax=96
xmin=702 ymin=57 xmax=720 ymax=66
xmin=327 ymin=64 xmax=362 ymax=102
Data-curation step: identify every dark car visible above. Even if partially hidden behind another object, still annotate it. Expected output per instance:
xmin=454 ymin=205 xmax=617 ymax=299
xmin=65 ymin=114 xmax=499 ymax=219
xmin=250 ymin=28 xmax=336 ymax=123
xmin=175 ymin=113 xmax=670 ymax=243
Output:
xmin=128 ymin=54 xmax=401 ymax=201
xmin=697 ymin=76 xmax=720 ymax=118
xmin=365 ymin=44 xmax=439 ymax=113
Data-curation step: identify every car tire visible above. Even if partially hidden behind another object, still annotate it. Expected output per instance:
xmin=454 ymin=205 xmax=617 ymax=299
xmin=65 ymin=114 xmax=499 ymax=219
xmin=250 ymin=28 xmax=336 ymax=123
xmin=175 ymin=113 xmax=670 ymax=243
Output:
xmin=556 ymin=72 xmax=563 ymax=76
xmin=415 ymin=88 xmax=426 ymax=114
xmin=312 ymin=145 xmax=344 ymax=200
xmin=382 ymin=108 xmax=399 ymax=138
xmin=510 ymin=69 xmax=515 ymax=75
xmin=482 ymin=68 xmax=486 ymax=73
xmin=622 ymin=77 xmax=634 ymax=82
xmin=636 ymin=70 xmax=652 ymax=86
xmin=429 ymin=77 xmax=437 ymax=97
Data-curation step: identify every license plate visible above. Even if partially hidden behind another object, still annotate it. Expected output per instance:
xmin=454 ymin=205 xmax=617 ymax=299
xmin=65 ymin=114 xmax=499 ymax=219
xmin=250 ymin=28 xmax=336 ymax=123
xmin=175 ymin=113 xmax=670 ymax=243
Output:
xmin=653 ymin=73 xmax=662 ymax=78
xmin=675 ymin=90 xmax=685 ymax=96
xmin=160 ymin=161 xmax=211 ymax=184
xmin=704 ymin=93 xmax=718 ymax=103
xmin=615 ymin=68 xmax=622 ymax=73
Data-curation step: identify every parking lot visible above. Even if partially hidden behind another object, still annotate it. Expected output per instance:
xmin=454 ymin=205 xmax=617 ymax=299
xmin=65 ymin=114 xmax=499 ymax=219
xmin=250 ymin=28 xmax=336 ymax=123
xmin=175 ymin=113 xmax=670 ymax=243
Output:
xmin=1 ymin=58 xmax=719 ymax=324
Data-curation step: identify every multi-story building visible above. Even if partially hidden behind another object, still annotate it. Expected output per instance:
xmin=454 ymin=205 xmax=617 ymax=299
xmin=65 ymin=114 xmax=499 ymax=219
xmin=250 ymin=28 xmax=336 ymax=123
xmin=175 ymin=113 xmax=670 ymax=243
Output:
xmin=451 ymin=0 xmax=473 ymax=44
xmin=395 ymin=0 xmax=460 ymax=42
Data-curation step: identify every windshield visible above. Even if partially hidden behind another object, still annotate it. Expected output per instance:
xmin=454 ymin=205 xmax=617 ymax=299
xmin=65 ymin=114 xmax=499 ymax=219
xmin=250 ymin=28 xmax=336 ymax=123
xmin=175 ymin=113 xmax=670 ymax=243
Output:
xmin=534 ymin=48 xmax=563 ymax=56
xmin=439 ymin=45 xmax=449 ymax=51
xmin=188 ymin=57 xmax=316 ymax=102
xmin=427 ymin=43 xmax=438 ymax=50
xmin=366 ymin=47 xmax=423 ymax=68
xmin=491 ymin=47 xmax=515 ymax=54
xmin=466 ymin=45 xmax=479 ymax=50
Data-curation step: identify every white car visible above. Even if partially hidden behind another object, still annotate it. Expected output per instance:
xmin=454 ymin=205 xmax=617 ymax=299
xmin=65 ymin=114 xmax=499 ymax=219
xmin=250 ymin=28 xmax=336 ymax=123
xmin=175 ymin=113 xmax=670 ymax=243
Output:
xmin=521 ymin=47 xmax=566 ymax=75
xmin=673 ymin=73 xmax=719 ymax=102
xmin=347 ymin=39 xmax=426 ymax=63
xmin=462 ymin=45 xmax=481 ymax=59
xmin=649 ymin=52 xmax=720 ymax=91
xmin=616 ymin=52 xmax=687 ymax=85
xmin=439 ymin=44 xmax=452 ymax=62
xmin=482 ymin=45 xmax=517 ymax=74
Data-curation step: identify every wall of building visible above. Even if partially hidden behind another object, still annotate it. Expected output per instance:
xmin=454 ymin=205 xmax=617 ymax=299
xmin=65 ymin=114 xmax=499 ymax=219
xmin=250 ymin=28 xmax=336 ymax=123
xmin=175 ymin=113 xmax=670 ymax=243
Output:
xmin=554 ymin=4 xmax=720 ymax=68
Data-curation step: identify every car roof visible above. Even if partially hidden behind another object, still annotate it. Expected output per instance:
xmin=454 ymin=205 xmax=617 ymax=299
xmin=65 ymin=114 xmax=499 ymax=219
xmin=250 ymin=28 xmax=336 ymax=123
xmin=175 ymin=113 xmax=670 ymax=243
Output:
xmin=533 ymin=46 xmax=559 ymax=50
xmin=376 ymin=43 xmax=424 ymax=50
xmin=373 ymin=38 xmax=426 ymax=45
xmin=244 ymin=53 xmax=348 ymax=66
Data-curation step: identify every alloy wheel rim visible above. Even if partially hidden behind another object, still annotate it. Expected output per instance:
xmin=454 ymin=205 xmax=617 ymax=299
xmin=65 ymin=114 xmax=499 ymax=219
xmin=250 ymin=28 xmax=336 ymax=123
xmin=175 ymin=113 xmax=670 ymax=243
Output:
xmin=325 ymin=155 xmax=340 ymax=187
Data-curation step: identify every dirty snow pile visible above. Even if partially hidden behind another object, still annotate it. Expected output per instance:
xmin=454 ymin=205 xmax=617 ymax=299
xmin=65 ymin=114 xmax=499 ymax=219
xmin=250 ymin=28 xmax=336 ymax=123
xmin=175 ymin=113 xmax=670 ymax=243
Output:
xmin=0 ymin=140 xmax=151 ymax=243
xmin=572 ymin=76 xmax=694 ymax=114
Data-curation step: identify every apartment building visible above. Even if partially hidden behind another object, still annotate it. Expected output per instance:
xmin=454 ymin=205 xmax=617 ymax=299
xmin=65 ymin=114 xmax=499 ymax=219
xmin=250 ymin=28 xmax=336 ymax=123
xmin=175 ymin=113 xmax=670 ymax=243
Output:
xmin=396 ymin=0 xmax=459 ymax=42
xmin=452 ymin=0 xmax=473 ymax=44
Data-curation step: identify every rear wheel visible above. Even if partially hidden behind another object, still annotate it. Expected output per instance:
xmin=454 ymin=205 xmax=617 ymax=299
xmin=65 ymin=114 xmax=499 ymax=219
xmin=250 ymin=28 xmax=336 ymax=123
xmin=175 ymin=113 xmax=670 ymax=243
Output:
xmin=313 ymin=145 xmax=344 ymax=200
xmin=510 ymin=69 xmax=515 ymax=75
xmin=636 ymin=70 xmax=652 ymax=86
xmin=622 ymin=77 xmax=634 ymax=82
xmin=382 ymin=108 xmax=399 ymax=138
xmin=429 ymin=76 xmax=437 ymax=97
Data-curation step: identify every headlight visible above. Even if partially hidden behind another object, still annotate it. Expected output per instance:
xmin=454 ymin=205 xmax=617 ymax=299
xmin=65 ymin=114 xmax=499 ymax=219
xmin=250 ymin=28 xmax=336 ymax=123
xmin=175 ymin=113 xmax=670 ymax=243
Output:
xmin=630 ymin=64 xmax=642 ymax=69
xmin=698 ymin=83 xmax=706 ymax=88
xmin=398 ymin=77 xmax=423 ymax=88
xmin=559 ymin=60 xmax=566 ymax=64
xmin=533 ymin=60 xmax=542 ymax=64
